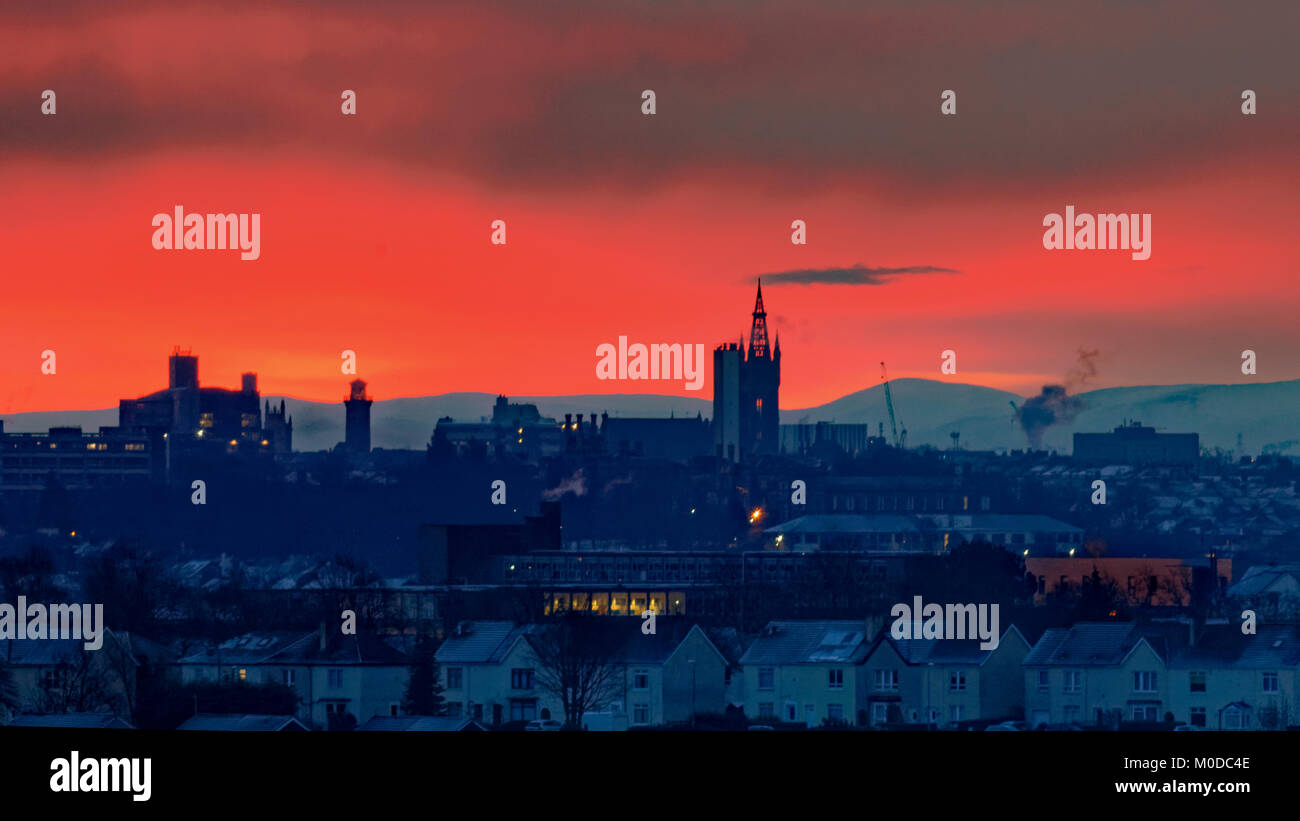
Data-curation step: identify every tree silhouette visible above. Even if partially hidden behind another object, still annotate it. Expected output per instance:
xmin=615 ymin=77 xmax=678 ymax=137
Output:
xmin=402 ymin=634 xmax=446 ymax=716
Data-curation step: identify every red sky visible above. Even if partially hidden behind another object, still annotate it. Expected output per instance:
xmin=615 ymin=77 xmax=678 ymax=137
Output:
xmin=1 ymin=1 xmax=1297 ymax=413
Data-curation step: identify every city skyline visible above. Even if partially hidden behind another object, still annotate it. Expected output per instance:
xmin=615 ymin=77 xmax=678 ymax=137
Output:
xmin=2 ymin=1 xmax=1296 ymax=413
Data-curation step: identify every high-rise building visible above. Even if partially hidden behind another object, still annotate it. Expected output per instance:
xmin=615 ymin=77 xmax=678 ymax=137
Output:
xmin=713 ymin=281 xmax=781 ymax=462
xmin=344 ymin=379 xmax=373 ymax=456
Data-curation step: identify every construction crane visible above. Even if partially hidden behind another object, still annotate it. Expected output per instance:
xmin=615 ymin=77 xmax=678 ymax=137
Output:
xmin=880 ymin=362 xmax=903 ymax=449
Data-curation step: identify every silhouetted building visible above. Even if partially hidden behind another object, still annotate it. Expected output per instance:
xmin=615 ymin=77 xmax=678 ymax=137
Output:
xmin=1073 ymin=421 xmax=1199 ymax=466
xmin=344 ymin=379 xmax=373 ymax=456
xmin=417 ymin=502 xmax=562 ymax=584
xmin=492 ymin=395 xmax=547 ymax=427
xmin=602 ymin=415 xmax=710 ymax=462
xmin=714 ymin=281 xmax=780 ymax=462
xmin=433 ymin=399 xmax=595 ymax=462
xmin=115 ymin=349 xmax=281 ymax=477
xmin=264 ymin=399 xmax=293 ymax=454
xmin=780 ymin=422 xmax=886 ymax=458
xmin=0 ymin=423 xmax=151 ymax=492
xmin=119 ymin=348 xmax=264 ymax=441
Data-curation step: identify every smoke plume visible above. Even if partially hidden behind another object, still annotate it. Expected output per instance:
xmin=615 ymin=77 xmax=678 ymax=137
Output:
xmin=1014 ymin=348 xmax=1101 ymax=448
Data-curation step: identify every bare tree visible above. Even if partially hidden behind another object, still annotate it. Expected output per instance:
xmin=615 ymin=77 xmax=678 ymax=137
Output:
xmin=1259 ymin=693 xmax=1290 ymax=731
xmin=530 ymin=614 xmax=623 ymax=729
xmin=0 ymin=658 xmax=19 ymax=723
xmin=35 ymin=647 xmax=126 ymax=716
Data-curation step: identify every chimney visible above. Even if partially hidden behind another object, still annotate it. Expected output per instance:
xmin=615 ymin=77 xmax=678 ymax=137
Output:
xmin=241 ymin=373 xmax=257 ymax=394
xmin=319 ymin=621 xmax=327 ymax=651
xmin=564 ymin=413 xmax=572 ymax=429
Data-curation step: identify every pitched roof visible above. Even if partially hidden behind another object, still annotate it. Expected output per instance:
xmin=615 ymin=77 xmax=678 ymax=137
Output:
xmin=358 ymin=715 xmax=487 ymax=731
xmin=739 ymin=621 xmax=870 ymax=665
xmin=177 ymin=630 xmax=407 ymax=666
xmin=1023 ymin=623 xmax=1155 ymax=666
xmin=1 ymin=630 xmax=132 ymax=667
xmin=177 ymin=714 xmax=309 ymax=731
xmin=1171 ymin=624 xmax=1300 ymax=669
xmin=612 ymin=620 xmax=724 ymax=665
xmin=889 ymin=638 xmax=995 ymax=666
xmin=436 ymin=619 xmax=724 ymax=667
xmin=7 ymin=712 xmax=134 ymax=729
xmin=1 ymin=637 xmax=86 ymax=666
xmin=435 ymin=621 xmax=521 ymax=663
xmin=176 ymin=631 xmax=313 ymax=665
xmin=1228 ymin=564 xmax=1300 ymax=597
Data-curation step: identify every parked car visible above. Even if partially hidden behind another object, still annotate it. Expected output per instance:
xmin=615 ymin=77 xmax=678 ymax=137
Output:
xmin=985 ymin=721 xmax=1029 ymax=732
xmin=525 ymin=719 xmax=563 ymax=731
xmin=1037 ymin=723 xmax=1084 ymax=731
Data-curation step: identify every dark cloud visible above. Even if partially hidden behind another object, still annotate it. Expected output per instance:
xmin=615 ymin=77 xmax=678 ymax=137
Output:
xmin=0 ymin=0 xmax=1296 ymax=195
xmin=759 ymin=264 xmax=959 ymax=286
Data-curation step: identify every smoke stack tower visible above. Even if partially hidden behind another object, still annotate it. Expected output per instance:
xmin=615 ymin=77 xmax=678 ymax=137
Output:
xmin=344 ymin=379 xmax=373 ymax=456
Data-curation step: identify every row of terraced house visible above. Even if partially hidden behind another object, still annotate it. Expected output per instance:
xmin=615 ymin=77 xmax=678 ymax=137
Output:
xmin=5 ymin=617 xmax=1296 ymax=730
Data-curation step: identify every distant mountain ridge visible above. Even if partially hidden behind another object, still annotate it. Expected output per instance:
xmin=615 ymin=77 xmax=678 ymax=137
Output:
xmin=3 ymin=380 xmax=1296 ymax=455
